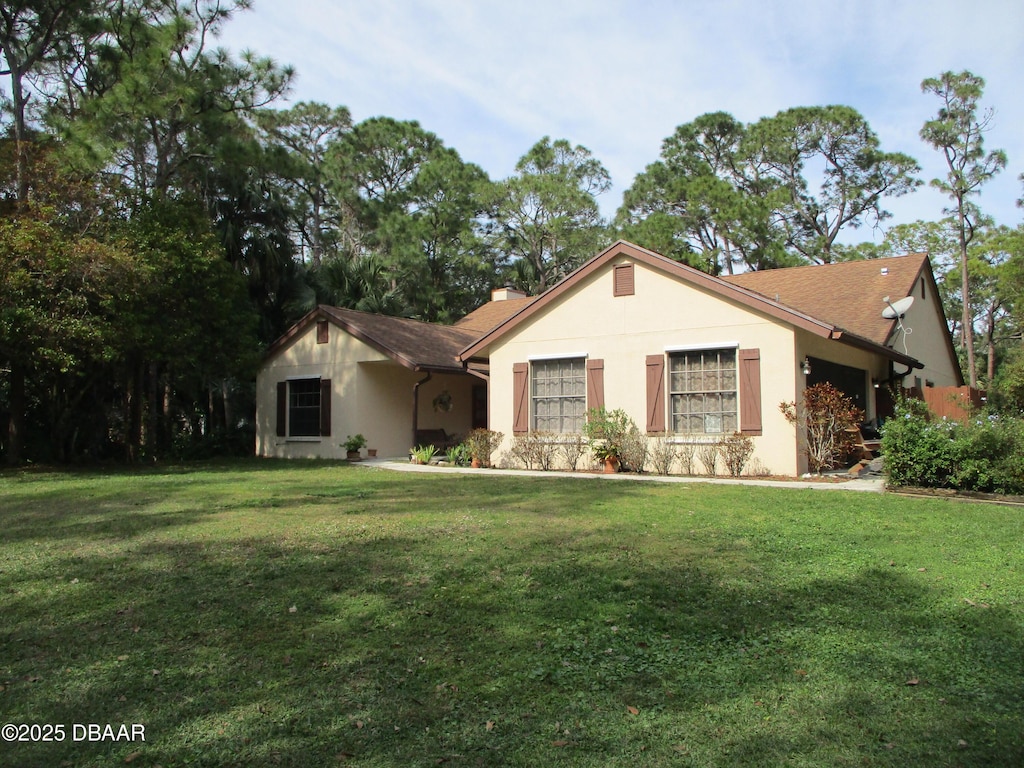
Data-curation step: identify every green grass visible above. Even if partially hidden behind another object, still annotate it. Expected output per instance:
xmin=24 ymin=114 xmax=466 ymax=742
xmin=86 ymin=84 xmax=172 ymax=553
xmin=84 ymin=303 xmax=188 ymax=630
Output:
xmin=1 ymin=461 xmax=1022 ymax=767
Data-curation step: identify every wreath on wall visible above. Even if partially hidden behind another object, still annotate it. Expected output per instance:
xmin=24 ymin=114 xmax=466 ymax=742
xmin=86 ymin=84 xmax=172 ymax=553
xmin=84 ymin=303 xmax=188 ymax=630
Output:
xmin=432 ymin=390 xmax=453 ymax=413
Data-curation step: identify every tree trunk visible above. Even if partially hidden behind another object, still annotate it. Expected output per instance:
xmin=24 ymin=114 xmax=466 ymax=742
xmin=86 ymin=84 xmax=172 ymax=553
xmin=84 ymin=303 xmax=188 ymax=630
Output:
xmin=127 ymin=359 xmax=144 ymax=463
xmin=222 ymin=379 xmax=233 ymax=432
xmin=958 ymin=205 xmax=977 ymax=388
xmin=5 ymin=362 xmax=26 ymax=466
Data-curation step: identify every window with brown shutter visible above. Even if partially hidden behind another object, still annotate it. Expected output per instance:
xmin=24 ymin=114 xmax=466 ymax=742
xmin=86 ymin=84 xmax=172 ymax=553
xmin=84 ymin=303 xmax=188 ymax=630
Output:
xmin=531 ymin=358 xmax=586 ymax=433
xmin=613 ymin=263 xmax=635 ymax=297
xmin=278 ymin=378 xmax=330 ymax=438
xmin=667 ymin=348 xmax=738 ymax=434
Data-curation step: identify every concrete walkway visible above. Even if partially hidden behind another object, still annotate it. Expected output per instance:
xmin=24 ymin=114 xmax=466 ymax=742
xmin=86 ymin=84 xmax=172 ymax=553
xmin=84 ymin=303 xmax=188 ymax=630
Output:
xmin=356 ymin=458 xmax=887 ymax=493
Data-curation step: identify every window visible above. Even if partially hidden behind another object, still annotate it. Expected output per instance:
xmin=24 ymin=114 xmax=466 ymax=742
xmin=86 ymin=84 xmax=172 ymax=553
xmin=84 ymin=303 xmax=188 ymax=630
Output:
xmin=668 ymin=348 xmax=737 ymax=434
xmin=532 ymin=358 xmax=586 ymax=433
xmin=276 ymin=378 xmax=331 ymax=438
xmin=288 ymin=379 xmax=322 ymax=436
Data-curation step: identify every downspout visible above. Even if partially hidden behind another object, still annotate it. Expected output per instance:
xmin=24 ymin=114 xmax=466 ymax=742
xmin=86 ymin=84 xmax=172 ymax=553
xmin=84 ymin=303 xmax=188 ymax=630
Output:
xmin=412 ymin=371 xmax=432 ymax=449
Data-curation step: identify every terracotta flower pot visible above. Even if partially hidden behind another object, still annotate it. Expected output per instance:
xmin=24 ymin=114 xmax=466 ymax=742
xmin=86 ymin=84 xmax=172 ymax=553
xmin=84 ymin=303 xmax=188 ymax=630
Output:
xmin=471 ymin=457 xmax=482 ymax=468
xmin=603 ymin=457 xmax=619 ymax=474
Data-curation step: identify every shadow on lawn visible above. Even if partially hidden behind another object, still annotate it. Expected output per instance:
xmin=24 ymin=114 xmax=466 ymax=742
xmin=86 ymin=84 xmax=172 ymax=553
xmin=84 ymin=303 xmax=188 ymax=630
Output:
xmin=0 ymin=469 xmax=660 ymax=547
xmin=3 ymin=518 xmax=1022 ymax=768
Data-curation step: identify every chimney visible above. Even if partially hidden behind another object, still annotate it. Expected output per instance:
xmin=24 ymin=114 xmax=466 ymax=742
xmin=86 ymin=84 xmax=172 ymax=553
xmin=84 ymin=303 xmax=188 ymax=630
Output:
xmin=491 ymin=287 xmax=527 ymax=301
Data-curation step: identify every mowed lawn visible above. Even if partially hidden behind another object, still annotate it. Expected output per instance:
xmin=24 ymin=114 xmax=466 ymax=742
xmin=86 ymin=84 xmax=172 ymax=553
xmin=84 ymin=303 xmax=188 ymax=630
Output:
xmin=1 ymin=462 xmax=1022 ymax=767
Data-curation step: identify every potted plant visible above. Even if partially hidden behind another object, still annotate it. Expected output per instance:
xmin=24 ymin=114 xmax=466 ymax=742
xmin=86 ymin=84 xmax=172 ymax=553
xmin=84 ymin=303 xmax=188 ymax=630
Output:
xmin=343 ymin=433 xmax=367 ymax=461
xmin=465 ymin=428 xmax=503 ymax=468
xmin=583 ymin=407 xmax=632 ymax=473
xmin=590 ymin=440 xmax=621 ymax=474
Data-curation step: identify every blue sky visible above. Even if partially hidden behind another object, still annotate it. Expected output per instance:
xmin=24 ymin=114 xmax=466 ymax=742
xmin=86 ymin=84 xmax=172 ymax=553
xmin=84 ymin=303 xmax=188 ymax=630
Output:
xmin=219 ymin=0 xmax=1024 ymax=241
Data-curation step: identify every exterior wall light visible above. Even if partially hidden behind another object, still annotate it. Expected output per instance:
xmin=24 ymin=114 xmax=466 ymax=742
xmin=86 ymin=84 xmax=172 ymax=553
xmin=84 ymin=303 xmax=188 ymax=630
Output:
xmin=801 ymin=357 xmax=812 ymax=376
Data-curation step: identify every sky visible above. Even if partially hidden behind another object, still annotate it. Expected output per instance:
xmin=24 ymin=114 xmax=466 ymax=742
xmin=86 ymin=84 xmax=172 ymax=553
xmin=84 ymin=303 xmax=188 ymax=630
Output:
xmin=219 ymin=0 xmax=1024 ymax=243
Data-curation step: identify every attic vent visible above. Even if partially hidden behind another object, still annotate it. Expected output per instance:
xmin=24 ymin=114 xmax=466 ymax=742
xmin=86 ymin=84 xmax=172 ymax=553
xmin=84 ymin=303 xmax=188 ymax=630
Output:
xmin=613 ymin=263 xmax=635 ymax=297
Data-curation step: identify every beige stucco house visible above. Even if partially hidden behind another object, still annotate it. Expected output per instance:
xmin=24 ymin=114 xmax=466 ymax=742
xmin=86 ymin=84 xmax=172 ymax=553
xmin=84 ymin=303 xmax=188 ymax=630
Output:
xmin=256 ymin=241 xmax=961 ymax=475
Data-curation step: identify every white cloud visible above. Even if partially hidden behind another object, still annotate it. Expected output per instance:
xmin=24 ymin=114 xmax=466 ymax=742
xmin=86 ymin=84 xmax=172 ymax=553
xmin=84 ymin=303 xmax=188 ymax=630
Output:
xmin=220 ymin=0 xmax=1023 ymax=229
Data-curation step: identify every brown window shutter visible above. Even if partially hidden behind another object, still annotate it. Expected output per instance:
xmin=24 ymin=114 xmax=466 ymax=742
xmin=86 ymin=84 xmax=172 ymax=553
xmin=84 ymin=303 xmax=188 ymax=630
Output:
xmin=316 ymin=320 xmax=329 ymax=344
xmin=512 ymin=363 xmax=529 ymax=435
xmin=319 ymin=378 xmax=332 ymax=436
xmin=276 ymin=381 xmax=287 ymax=437
xmin=586 ymin=359 xmax=605 ymax=412
xmin=645 ymin=355 xmax=666 ymax=433
xmin=613 ymin=263 xmax=634 ymax=297
xmin=739 ymin=348 xmax=762 ymax=436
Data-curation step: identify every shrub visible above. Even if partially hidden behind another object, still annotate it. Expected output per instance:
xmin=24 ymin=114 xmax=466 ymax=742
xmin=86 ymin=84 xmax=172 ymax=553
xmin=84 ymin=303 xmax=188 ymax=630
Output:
xmin=697 ymin=441 xmax=721 ymax=476
xmin=619 ymin=425 xmax=649 ymax=473
xmin=583 ymin=407 xmax=634 ymax=463
xmin=465 ymin=428 xmax=503 ymax=467
xmin=780 ymin=382 xmax=863 ymax=473
xmin=557 ymin=433 xmax=587 ymax=471
xmin=507 ymin=432 xmax=558 ymax=470
xmin=881 ymin=399 xmax=1024 ymax=494
xmin=648 ymin=438 xmax=678 ymax=475
xmin=677 ymin=442 xmax=697 ymax=475
xmin=881 ymin=397 xmax=957 ymax=488
xmin=720 ymin=432 xmax=754 ymax=477
xmin=446 ymin=442 xmax=472 ymax=467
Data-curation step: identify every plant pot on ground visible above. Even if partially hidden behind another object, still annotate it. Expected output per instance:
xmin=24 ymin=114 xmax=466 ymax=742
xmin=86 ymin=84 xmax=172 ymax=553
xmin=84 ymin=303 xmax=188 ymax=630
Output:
xmin=465 ymin=428 xmax=503 ymax=468
xmin=343 ymin=433 xmax=367 ymax=461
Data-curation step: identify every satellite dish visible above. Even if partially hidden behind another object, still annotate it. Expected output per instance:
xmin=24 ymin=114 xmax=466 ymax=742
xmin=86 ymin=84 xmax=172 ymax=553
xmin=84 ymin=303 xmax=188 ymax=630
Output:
xmin=882 ymin=295 xmax=915 ymax=319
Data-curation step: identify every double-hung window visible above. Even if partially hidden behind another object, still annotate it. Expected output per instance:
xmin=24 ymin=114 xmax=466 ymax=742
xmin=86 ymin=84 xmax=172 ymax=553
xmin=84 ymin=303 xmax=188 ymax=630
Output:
xmin=668 ymin=348 xmax=738 ymax=434
xmin=288 ymin=378 xmax=323 ymax=437
xmin=532 ymin=358 xmax=586 ymax=433
xmin=276 ymin=377 xmax=332 ymax=438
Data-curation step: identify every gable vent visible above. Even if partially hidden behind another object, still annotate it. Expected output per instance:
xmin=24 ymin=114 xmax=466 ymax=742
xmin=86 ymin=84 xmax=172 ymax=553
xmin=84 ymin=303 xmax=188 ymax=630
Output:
xmin=613 ymin=263 xmax=635 ymax=297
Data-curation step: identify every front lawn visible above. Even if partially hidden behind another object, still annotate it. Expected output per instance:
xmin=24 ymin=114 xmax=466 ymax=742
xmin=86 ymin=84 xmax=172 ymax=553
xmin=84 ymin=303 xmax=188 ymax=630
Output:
xmin=1 ymin=462 xmax=1022 ymax=766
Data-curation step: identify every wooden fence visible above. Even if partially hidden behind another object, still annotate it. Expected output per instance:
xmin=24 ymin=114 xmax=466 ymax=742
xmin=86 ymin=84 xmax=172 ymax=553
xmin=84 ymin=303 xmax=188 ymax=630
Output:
xmin=905 ymin=386 xmax=985 ymax=424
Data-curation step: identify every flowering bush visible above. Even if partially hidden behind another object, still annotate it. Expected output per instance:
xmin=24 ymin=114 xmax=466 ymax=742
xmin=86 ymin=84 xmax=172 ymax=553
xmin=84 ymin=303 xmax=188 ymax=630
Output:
xmin=880 ymin=398 xmax=957 ymax=488
xmin=882 ymin=399 xmax=1024 ymax=494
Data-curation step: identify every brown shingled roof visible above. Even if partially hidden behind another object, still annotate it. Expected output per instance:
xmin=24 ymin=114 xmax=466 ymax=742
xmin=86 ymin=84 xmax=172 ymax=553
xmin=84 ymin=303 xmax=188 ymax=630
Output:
xmin=453 ymin=296 xmax=536 ymax=334
xmin=721 ymin=254 xmax=929 ymax=346
xmin=266 ymin=305 xmax=479 ymax=373
xmin=458 ymin=241 xmax=924 ymax=369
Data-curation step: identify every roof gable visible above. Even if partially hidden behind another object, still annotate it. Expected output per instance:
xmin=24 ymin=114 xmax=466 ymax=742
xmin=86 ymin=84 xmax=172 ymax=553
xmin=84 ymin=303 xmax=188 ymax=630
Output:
xmin=265 ymin=305 xmax=478 ymax=373
xmin=457 ymin=241 xmax=921 ymax=367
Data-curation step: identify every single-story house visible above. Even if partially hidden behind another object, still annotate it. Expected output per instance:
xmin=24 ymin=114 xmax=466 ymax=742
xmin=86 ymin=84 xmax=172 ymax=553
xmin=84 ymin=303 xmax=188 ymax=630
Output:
xmin=255 ymin=293 xmax=530 ymax=460
xmin=256 ymin=240 xmax=961 ymax=474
